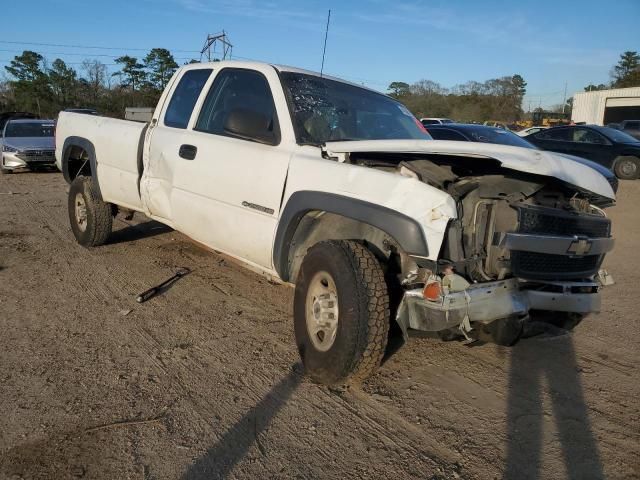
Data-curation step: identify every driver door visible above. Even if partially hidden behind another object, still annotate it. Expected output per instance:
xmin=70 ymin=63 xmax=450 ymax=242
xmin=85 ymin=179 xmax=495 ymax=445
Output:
xmin=168 ymin=66 xmax=292 ymax=270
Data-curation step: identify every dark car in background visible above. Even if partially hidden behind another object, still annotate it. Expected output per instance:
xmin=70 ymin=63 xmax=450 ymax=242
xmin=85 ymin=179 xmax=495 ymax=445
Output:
xmin=425 ymin=123 xmax=619 ymax=192
xmin=614 ymin=120 xmax=640 ymax=141
xmin=524 ymin=125 xmax=640 ymax=180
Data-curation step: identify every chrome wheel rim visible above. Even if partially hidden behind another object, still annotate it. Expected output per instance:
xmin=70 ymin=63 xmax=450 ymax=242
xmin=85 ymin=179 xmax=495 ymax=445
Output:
xmin=305 ymin=271 xmax=339 ymax=352
xmin=75 ymin=193 xmax=88 ymax=232
xmin=620 ymin=159 xmax=637 ymax=177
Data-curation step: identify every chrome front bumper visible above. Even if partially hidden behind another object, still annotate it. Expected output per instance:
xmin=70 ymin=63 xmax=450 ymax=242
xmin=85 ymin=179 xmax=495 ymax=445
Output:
xmin=396 ymin=278 xmax=602 ymax=334
xmin=2 ymin=151 xmax=56 ymax=170
xmin=1 ymin=152 xmax=28 ymax=170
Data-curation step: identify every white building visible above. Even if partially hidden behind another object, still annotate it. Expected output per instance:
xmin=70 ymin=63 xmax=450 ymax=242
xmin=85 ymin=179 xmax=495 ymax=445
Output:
xmin=571 ymin=86 xmax=640 ymax=125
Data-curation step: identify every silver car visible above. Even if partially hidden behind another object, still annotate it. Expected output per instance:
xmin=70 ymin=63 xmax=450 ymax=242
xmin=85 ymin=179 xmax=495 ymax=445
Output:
xmin=0 ymin=119 xmax=56 ymax=173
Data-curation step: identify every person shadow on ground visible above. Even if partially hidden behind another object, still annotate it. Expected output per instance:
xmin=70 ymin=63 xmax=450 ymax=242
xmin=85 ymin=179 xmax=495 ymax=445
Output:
xmin=504 ymin=331 xmax=604 ymax=479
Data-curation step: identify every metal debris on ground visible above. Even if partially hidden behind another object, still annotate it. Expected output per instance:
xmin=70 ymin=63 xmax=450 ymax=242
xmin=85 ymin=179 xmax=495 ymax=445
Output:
xmin=136 ymin=267 xmax=191 ymax=303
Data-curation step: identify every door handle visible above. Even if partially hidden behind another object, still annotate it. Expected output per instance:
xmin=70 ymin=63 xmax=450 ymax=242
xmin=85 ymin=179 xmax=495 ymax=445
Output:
xmin=179 ymin=144 xmax=197 ymax=160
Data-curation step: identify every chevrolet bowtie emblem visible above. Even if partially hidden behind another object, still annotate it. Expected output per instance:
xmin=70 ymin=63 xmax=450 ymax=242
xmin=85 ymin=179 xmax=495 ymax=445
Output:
xmin=567 ymin=238 xmax=592 ymax=255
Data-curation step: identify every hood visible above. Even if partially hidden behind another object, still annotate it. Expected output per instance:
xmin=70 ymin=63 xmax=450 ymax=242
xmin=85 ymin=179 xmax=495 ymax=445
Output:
xmin=3 ymin=136 xmax=55 ymax=150
xmin=555 ymin=153 xmax=613 ymax=178
xmin=324 ymin=139 xmax=615 ymax=200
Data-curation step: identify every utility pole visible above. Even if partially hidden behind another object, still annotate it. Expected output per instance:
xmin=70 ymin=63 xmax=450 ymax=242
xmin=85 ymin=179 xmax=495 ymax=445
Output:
xmin=200 ymin=31 xmax=233 ymax=62
xmin=562 ymin=81 xmax=568 ymax=114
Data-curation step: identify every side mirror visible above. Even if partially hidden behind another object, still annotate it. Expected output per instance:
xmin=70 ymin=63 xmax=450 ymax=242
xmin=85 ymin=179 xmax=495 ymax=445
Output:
xmin=224 ymin=108 xmax=278 ymax=145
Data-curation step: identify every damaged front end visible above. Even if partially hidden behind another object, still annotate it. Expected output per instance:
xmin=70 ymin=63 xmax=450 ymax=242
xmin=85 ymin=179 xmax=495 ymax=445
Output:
xmin=354 ymin=151 xmax=615 ymax=343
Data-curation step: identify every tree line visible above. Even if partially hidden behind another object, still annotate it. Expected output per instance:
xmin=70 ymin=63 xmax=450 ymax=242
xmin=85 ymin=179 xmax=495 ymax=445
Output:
xmin=0 ymin=48 xmax=190 ymax=118
xmin=388 ymin=75 xmax=527 ymax=123
xmin=389 ymin=51 xmax=640 ymax=122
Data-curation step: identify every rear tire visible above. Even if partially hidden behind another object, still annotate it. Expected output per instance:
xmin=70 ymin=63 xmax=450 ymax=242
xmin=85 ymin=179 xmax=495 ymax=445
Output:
xmin=294 ymin=240 xmax=390 ymax=386
xmin=613 ymin=156 xmax=639 ymax=180
xmin=68 ymin=176 xmax=113 ymax=247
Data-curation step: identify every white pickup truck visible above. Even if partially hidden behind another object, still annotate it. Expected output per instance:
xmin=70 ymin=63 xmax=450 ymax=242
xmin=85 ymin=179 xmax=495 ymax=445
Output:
xmin=56 ymin=61 xmax=615 ymax=385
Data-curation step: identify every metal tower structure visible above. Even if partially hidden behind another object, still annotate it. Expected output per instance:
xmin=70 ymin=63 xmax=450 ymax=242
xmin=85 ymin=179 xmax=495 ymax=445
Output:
xmin=200 ymin=31 xmax=233 ymax=62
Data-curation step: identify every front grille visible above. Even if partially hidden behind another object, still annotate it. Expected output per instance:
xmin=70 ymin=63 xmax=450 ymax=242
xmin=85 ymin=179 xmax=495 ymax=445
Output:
xmin=511 ymin=205 xmax=610 ymax=280
xmin=518 ymin=205 xmax=611 ymax=238
xmin=511 ymin=251 xmax=603 ymax=280
xmin=17 ymin=149 xmax=55 ymax=163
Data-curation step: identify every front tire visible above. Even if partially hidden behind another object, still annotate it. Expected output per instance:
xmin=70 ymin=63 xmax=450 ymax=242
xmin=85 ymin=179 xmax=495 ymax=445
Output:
xmin=294 ymin=241 xmax=390 ymax=386
xmin=613 ymin=156 xmax=639 ymax=180
xmin=68 ymin=176 xmax=113 ymax=247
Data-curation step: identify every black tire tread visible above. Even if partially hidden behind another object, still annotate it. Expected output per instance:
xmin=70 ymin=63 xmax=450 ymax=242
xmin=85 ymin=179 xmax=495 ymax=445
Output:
xmin=69 ymin=176 xmax=112 ymax=247
xmin=336 ymin=240 xmax=390 ymax=383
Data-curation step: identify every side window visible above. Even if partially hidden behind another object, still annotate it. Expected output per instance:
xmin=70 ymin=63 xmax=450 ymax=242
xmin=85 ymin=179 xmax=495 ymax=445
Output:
xmin=429 ymin=128 xmax=467 ymax=141
xmin=164 ymin=69 xmax=212 ymax=129
xmin=536 ymin=128 xmax=569 ymax=141
xmin=572 ymin=128 xmax=607 ymax=144
xmin=195 ymin=68 xmax=280 ymax=145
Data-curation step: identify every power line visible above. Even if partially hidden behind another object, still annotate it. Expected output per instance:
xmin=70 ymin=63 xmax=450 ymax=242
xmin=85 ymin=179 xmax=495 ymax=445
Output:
xmin=0 ymin=59 xmax=118 ymax=66
xmin=0 ymin=49 xmax=195 ymax=61
xmin=0 ymin=39 xmax=200 ymax=53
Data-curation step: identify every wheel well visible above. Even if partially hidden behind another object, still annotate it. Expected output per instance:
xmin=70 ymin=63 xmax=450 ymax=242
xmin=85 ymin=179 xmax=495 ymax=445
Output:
xmin=286 ymin=211 xmax=412 ymax=285
xmin=65 ymin=145 xmax=92 ymax=181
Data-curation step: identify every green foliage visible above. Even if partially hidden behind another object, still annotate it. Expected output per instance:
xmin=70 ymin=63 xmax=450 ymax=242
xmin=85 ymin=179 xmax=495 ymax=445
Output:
xmin=612 ymin=51 xmax=640 ymax=87
xmin=387 ymin=81 xmax=410 ymax=98
xmin=390 ymin=74 xmax=528 ymax=123
xmin=3 ymin=50 xmax=52 ymax=115
xmin=144 ymin=48 xmax=179 ymax=90
xmin=1 ymin=48 xmax=170 ymax=118
xmin=5 ymin=50 xmax=46 ymax=82
xmin=113 ymin=56 xmax=146 ymax=91
xmin=584 ymin=84 xmax=608 ymax=92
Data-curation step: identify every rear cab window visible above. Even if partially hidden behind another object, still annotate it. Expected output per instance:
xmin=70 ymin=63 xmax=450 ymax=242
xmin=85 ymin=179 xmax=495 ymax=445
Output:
xmin=163 ymin=69 xmax=213 ymax=129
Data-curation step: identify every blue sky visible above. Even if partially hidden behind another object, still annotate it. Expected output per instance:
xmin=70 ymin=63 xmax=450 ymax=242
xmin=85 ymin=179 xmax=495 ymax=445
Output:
xmin=1 ymin=0 xmax=638 ymax=108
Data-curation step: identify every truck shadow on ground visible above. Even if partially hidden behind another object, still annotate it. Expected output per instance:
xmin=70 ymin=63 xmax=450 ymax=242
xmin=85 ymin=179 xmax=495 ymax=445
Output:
xmin=182 ymin=365 xmax=303 ymax=480
xmin=504 ymin=333 xmax=604 ymax=479
xmin=108 ymin=220 xmax=173 ymax=245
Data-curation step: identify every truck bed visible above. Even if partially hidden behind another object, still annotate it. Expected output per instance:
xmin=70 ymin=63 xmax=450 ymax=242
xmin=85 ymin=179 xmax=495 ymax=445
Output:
xmin=55 ymin=112 xmax=148 ymax=211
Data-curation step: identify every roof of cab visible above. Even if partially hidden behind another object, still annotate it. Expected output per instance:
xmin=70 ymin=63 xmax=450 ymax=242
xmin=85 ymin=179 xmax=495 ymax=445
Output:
xmin=180 ymin=60 xmax=384 ymax=95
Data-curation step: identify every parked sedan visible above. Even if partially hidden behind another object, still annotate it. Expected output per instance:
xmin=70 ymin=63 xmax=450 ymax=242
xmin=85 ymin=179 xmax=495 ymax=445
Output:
xmin=425 ymin=123 xmax=619 ymax=192
xmin=524 ymin=125 xmax=640 ymax=180
xmin=0 ymin=119 xmax=56 ymax=173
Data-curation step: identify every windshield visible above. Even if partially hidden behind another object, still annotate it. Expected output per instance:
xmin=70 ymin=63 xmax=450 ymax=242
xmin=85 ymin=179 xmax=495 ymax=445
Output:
xmin=280 ymin=72 xmax=431 ymax=144
xmin=5 ymin=122 xmax=55 ymax=138
xmin=596 ymin=126 xmax=640 ymax=143
xmin=465 ymin=126 xmax=536 ymax=148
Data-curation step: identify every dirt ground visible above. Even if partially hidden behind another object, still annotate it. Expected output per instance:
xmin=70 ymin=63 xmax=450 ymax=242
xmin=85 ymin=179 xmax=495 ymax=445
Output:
xmin=0 ymin=170 xmax=638 ymax=480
